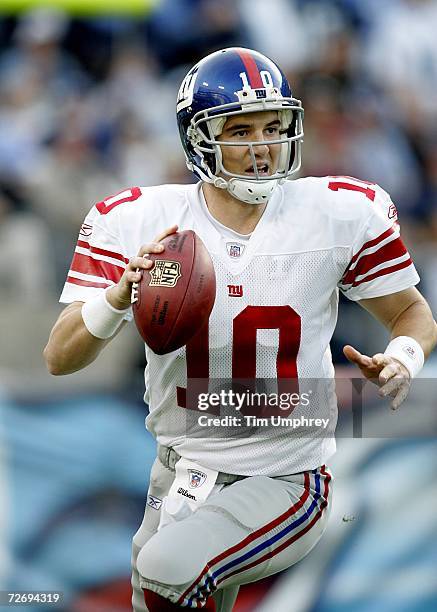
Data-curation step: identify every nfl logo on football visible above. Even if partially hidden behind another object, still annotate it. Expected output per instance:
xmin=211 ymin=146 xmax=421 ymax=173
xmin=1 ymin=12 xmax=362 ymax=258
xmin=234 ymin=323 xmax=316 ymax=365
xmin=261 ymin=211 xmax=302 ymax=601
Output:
xmin=149 ymin=260 xmax=182 ymax=287
xmin=227 ymin=242 xmax=244 ymax=258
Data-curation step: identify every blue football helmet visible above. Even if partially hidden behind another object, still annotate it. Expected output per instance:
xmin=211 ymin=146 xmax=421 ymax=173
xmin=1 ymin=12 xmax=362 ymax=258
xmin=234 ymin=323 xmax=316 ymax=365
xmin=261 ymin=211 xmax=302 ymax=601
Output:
xmin=176 ymin=47 xmax=304 ymax=204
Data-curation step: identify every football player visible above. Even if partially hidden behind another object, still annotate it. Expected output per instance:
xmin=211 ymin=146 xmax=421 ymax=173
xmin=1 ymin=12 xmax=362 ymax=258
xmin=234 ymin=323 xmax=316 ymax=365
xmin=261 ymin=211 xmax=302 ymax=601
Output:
xmin=44 ymin=48 xmax=437 ymax=611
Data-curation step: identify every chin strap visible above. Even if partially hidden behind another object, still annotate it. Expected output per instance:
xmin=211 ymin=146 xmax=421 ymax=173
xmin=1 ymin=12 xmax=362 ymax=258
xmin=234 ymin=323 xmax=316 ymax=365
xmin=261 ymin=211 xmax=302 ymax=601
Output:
xmin=213 ymin=176 xmax=227 ymax=190
xmin=227 ymin=177 xmax=280 ymax=204
xmin=213 ymin=174 xmax=280 ymax=204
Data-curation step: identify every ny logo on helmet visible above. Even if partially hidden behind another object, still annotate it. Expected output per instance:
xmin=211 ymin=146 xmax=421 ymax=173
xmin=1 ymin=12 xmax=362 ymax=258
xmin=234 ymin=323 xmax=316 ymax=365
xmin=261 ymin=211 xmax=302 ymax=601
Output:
xmin=177 ymin=67 xmax=198 ymax=113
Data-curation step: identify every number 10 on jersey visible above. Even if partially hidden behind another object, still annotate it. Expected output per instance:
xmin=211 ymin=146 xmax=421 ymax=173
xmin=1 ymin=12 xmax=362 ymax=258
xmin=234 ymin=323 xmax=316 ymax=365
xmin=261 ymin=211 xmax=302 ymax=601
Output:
xmin=177 ymin=305 xmax=302 ymax=412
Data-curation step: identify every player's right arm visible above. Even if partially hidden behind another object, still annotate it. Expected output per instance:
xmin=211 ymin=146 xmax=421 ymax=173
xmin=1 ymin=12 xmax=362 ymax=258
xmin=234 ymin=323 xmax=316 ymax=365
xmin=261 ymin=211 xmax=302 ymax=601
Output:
xmin=44 ymin=300 xmax=112 ymax=375
xmin=44 ymin=225 xmax=178 ymax=375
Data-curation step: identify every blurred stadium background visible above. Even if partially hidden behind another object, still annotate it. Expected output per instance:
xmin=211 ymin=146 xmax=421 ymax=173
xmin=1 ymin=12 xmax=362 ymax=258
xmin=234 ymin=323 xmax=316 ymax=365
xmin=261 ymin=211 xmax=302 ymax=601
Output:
xmin=0 ymin=0 xmax=436 ymax=610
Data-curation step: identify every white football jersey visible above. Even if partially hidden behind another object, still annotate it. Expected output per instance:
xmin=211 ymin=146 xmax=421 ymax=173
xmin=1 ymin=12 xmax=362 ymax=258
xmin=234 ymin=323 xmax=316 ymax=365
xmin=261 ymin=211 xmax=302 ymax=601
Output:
xmin=60 ymin=177 xmax=419 ymax=476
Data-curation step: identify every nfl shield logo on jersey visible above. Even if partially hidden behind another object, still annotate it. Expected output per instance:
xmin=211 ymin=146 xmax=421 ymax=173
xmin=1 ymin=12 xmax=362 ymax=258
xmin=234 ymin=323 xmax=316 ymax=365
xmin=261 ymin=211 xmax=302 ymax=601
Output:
xmin=188 ymin=469 xmax=207 ymax=489
xmin=226 ymin=242 xmax=245 ymax=258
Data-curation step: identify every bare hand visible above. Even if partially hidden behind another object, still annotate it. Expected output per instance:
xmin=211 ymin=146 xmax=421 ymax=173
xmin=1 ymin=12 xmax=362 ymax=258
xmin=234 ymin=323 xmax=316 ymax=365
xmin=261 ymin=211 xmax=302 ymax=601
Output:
xmin=106 ymin=225 xmax=178 ymax=309
xmin=343 ymin=344 xmax=411 ymax=410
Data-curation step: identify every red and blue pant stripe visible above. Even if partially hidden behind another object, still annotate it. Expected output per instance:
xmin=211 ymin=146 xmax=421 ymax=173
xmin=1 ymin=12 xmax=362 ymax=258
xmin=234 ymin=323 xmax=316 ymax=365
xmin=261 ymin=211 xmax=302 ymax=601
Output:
xmin=177 ymin=466 xmax=331 ymax=608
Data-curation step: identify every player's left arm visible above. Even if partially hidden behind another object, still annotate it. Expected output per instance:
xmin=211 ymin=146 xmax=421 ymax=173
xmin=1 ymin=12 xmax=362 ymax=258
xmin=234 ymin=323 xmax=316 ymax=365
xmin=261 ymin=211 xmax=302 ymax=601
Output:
xmin=343 ymin=286 xmax=437 ymax=409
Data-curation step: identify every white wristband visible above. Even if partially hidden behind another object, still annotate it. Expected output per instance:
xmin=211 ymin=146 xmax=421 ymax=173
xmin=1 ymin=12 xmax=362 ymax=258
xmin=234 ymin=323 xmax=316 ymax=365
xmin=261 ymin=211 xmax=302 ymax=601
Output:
xmin=81 ymin=289 xmax=130 ymax=339
xmin=384 ymin=336 xmax=425 ymax=379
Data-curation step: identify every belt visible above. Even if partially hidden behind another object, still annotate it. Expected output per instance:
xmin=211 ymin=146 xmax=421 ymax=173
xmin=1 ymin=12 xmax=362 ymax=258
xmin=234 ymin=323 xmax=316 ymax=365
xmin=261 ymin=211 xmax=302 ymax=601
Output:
xmin=158 ymin=445 xmax=247 ymax=485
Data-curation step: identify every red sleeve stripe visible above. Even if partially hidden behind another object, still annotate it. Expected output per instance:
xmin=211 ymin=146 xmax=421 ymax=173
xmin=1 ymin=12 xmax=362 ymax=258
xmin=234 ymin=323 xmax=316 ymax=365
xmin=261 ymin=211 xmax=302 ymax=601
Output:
xmin=237 ymin=49 xmax=263 ymax=88
xmin=70 ymin=252 xmax=125 ymax=284
xmin=350 ymin=257 xmax=413 ymax=287
xmin=77 ymin=240 xmax=128 ymax=264
xmin=342 ymin=236 xmax=408 ymax=285
xmin=66 ymin=276 xmax=111 ymax=289
xmin=348 ymin=227 xmax=394 ymax=267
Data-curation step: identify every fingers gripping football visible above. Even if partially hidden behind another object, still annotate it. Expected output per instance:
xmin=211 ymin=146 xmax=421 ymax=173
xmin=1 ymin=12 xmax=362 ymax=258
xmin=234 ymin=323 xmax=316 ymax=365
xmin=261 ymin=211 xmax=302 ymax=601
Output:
xmin=127 ymin=245 xmax=164 ymax=284
xmin=107 ymin=225 xmax=178 ymax=310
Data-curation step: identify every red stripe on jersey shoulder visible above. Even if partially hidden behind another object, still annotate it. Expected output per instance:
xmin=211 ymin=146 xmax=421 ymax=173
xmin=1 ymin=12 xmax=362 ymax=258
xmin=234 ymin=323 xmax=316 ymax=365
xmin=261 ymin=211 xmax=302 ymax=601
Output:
xmin=77 ymin=240 xmax=128 ymax=264
xmin=66 ymin=276 xmax=110 ymax=289
xmin=351 ymin=257 xmax=413 ymax=287
xmin=70 ymin=252 xmax=124 ymax=284
xmin=237 ymin=50 xmax=263 ymax=88
xmin=342 ymin=236 xmax=408 ymax=285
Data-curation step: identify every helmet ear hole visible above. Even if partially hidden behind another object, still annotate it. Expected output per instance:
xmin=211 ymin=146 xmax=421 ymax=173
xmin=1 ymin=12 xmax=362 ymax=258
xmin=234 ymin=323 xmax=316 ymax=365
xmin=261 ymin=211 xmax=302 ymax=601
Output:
xmin=185 ymin=123 xmax=218 ymax=175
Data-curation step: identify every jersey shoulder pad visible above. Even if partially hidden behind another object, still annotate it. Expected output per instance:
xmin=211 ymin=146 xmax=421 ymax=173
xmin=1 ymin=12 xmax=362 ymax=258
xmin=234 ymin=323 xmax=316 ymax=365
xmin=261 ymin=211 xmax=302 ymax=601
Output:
xmin=296 ymin=176 xmax=397 ymax=225
xmin=94 ymin=184 xmax=193 ymax=217
xmin=94 ymin=187 xmax=144 ymax=216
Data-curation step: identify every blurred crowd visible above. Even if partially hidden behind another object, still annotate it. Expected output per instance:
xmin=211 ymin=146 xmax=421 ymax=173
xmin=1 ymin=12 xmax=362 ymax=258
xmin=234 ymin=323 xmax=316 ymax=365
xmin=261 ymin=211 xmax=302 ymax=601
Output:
xmin=1 ymin=3 xmax=437 ymax=609
xmin=0 ymin=0 xmax=437 ymax=314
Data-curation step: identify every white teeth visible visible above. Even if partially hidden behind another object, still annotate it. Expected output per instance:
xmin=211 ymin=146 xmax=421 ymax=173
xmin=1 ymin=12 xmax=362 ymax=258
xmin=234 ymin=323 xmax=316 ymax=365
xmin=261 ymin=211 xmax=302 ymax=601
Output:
xmin=245 ymin=165 xmax=269 ymax=175
xmin=247 ymin=166 xmax=268 ymax=172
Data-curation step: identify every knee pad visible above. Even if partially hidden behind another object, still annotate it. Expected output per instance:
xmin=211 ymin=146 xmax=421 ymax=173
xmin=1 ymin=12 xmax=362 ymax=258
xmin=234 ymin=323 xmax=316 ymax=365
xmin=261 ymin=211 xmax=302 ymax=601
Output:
xmin=137 ymin=519 xmax=214 ymax=586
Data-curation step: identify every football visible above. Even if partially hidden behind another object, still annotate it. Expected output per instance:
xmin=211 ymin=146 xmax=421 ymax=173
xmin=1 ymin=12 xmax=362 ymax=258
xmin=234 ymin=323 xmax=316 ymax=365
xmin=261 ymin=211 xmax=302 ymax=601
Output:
xmin=131 ymin=230 xmax=216 ymax=354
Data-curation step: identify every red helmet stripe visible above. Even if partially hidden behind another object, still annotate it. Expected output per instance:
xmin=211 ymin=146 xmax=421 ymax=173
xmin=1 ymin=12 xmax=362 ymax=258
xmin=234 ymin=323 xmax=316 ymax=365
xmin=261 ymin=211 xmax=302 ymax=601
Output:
xmin=237 ymin=49 xmax=263 ymax=88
